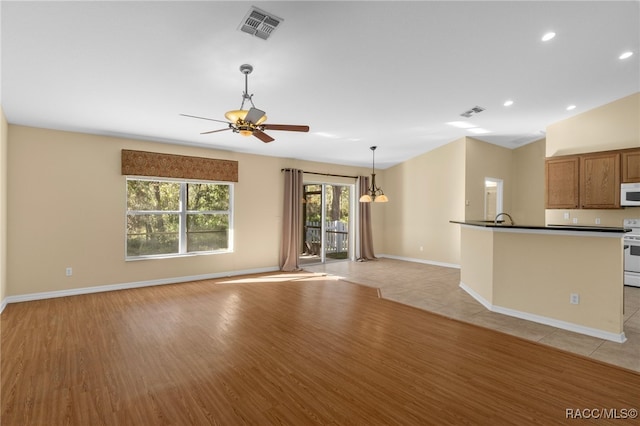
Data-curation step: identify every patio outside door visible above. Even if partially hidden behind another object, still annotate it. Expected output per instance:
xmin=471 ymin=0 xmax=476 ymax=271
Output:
xmin=300 ymin=183 xmax=352 ymax=265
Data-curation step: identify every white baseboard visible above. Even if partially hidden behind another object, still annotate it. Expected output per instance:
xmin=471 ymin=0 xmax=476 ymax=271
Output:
xmin=378 ymin=254 xmax=460 ymax=270
xmin=458 ymin=282 xmax=492 ymax=310
xmin=0 ymin=298 xmax=6 ymax=314
xmin=1 ymin=266 xmax=280 ymax=307
xmin=459 ymin=281 xmax=627 ymax=343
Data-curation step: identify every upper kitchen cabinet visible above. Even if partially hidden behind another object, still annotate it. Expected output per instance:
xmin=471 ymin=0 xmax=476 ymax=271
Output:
xmin=580 ymin=152 xmax=620 ymax=209
xmin=622 ymin=149 xmax=640 ymax=183
xmin=545 ymin=156 xmax=579 ymax=209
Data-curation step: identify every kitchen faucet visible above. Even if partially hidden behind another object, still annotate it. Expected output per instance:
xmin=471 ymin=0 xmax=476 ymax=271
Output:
xmin=494 ymin=212 xmax=514 ymax=226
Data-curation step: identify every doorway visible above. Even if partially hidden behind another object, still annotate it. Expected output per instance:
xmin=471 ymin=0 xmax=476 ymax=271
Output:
xmin=484 ymin=177 xmax=504 ymax=221
xmin=300 ymin=183 xmax=353 ymax=265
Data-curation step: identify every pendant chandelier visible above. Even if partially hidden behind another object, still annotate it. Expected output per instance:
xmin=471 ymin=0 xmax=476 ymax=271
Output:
xmin=359 ymin=146 xmax=388 ymax=203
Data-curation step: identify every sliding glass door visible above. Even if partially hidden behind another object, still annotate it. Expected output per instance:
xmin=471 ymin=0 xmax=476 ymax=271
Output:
xmin=300 ymin=183 xmax=353 ymax=265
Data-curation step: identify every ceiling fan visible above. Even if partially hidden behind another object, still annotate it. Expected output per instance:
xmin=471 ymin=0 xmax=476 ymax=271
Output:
xmin=181 ymin=64 xmax=309 ymax=143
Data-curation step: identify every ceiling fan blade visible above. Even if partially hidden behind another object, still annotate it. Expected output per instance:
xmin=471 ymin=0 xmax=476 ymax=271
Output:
xmin=201 ymin=127 xmax=232 ymax=135
xmin=253 ymin=129 xmax=275 ymax=143
xmin=244 ymin=107 xmax=266 ymax=124
xmin=262 ymin=124 xmax=310 ymax=132
xmin=180 ymin=113 xmax=230 ymax=124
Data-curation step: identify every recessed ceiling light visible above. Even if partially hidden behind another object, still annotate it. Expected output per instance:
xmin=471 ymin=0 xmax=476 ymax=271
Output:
xmin=619 ymin=51 xmax=634 ymax=60
xmin=566 ymin=105 xmax=576 ymax=111
xmin=504 ymin=100 xmax=514 ymax=107
xmin=467 ymin=128 xmax=492 ymax=134
xmin=541 ymin=32 xmax=556 ymax=42
xmin=446 ymin=121 xmax=476 ymax=129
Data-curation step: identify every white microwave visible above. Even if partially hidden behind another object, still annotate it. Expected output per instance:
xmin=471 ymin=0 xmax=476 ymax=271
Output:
xmin=621 ymin=182 xmax=640 ymax=206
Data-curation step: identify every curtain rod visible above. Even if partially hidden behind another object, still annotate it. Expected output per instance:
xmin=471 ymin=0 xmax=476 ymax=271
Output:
xmin=280 ymin=168 xmax=358 ymax=179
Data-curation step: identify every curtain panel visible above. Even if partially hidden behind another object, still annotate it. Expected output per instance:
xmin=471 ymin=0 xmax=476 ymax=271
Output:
xmin=358 ymin=176 xmax=376 ymax=261
xmin=280 ymin=169 xmax=304 ymax=271
xmin=121 ymin=149 xmax=238 ymax=182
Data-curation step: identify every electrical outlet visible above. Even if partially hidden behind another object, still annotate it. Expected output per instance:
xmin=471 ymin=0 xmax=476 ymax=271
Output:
xmin=65 ymin=267 xmax=73 ymax=277
xmin=563 ymin=212 xmax=570 ymax=220
xmin=419 ymin=246 xmax=424 ymax=252
xmin=595 ymin=218 xmax=601 ymax=225
xmin=572 ymin=218 xmax=578 ymax=224
xmin=570 ymin=293 xmax=579 ymax=304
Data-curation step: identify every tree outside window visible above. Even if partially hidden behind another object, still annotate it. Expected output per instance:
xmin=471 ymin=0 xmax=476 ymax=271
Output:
xmin=126 ymin=178 xmax=232 ymax=258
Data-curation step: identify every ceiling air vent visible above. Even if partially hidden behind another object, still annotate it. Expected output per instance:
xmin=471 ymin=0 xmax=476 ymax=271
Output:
xmin=460 ymin=106 xmax=485 ymax=118
xmin=239 ymin=6 xmax=283 ymax=40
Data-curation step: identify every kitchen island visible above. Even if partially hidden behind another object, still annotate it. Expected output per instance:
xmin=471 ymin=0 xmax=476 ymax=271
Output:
xmin=450 ymin=220 xmax=629 ymax=342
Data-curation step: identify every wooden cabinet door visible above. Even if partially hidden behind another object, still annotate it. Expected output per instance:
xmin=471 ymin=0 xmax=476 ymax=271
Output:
xmin=580 ymin=152 xmax=620 ymax=209
xmin=545 ymin=156 xmax=579 ymax=209
xmin=622 ymin=149 xmax=640 ymax=183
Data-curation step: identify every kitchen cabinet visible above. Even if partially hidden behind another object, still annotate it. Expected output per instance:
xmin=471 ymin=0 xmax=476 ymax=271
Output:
xmin=545 ymin=156 xmax=579 ymax=209
xmin=622 ymin=149 xmax=640 ymax=183
xmin=580 ymin=152 xmax=620 ymax=209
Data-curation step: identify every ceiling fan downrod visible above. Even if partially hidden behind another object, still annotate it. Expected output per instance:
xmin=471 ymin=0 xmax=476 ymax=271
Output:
xmin=239 ymin=64 xmax=256 ymax=110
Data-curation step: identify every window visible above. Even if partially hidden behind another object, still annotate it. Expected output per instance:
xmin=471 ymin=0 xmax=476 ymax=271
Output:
xmin=126 ymin=178 xmax=233 ymax=258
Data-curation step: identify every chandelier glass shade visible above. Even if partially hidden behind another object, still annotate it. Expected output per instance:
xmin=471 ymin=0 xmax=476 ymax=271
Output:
xmin=224 ymin=109 xmax=268 ymax=125
xmin=359 ymin=146 xmax=388 ymax=203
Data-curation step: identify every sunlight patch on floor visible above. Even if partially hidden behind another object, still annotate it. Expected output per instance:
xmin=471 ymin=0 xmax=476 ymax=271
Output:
xmin=216 ymin=272 xmax=342 ymax=285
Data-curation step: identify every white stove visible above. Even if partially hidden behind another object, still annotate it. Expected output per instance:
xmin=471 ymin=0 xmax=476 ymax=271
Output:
xmin=623 ymin=218 xmax=640 ymax=287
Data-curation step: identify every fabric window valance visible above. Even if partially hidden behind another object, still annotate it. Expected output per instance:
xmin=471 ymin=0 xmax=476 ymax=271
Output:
xmin=121 ymin=149 xmax=238 ymax=182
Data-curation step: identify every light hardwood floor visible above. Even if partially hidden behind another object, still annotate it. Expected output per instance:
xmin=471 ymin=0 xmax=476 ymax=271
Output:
xmin=305 ymin=258 xmax=640 ymax=372
xmin=1 ymin=269 xmax=639 ymax=425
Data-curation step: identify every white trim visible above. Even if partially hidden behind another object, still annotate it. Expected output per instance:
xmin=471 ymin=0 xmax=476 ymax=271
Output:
xmin=459 ymin=281 xmax=627 ymax=343
xmin=0 ymin=298 xmax=7 ymax=314
xmin=2 ymin=266 xmax=280 ymax=305
xmin=459 ymin=282 xmax=492 ymax=310
xmin=378 ymin=254 xmax=460 ymax=269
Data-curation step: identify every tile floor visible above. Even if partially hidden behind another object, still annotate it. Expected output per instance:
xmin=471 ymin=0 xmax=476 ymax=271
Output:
xmin=304 ymin=257 xmax=640 ymax=372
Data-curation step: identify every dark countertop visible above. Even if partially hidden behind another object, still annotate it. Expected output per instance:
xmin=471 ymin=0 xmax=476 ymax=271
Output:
xmin=450 ymin=220 xmax=630 ymax=234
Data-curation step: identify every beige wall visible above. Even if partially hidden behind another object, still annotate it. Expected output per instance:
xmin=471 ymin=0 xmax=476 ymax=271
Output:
xmin=546 ymin=92 xmax=639 ymax=157
xmin=460 ymin=226 xmax=493 ymax=303
xmin=0 ymin=107 xmax=7 ymax=306
xmin=465 ymin=137 xmax=546 ymax=227
xmin=6 ymin=125 xmax=374 ymax=297
xmin=493 ymin=231 xmax=623 ymax=335
xmin=461 ymin=225 xmax=624 ymax=337
xmin=464 ymin=137 xmax=514 ymax=221
xmin=381 ymin=138 xmax=465 ymax=266
xmin=546 ymin=207 xmax=640 ymax=228
xmin=545 ymin=92 xmax=640 ymax=227
xmin=379 ymin=135 xmax=545 ymax=266
xmin=512 ymin=139 xmax=546 ymax=226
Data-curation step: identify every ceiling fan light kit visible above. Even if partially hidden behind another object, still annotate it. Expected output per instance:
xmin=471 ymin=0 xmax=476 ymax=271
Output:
xmin=360 ymin=146 xmax=388 ymax=203
xmin=181 ymin=64 xmax=309 ymax=143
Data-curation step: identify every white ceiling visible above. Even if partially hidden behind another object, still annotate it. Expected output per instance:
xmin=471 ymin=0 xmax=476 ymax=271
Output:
xmin=1 ymin=1 xmax=638 ymax=169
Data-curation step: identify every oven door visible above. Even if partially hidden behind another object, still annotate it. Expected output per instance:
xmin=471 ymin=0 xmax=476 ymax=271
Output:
xmin=624 ymin=239 xmax=640 ymax=273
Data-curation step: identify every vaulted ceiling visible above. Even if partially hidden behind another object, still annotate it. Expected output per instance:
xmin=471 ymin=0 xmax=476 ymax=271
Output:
xmin=2 ymin=1 xmax=638 ymax=168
